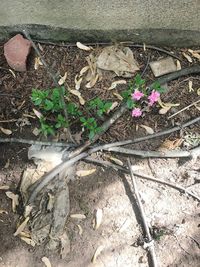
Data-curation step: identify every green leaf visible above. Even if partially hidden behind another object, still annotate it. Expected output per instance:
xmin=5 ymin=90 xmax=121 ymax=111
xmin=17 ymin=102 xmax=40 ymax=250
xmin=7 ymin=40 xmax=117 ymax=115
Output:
xmin=134 ymin=74 xmax=145 ymax=87
xmin=80 ymin=117 xmax=86 ymax=123
xmin=104 ymin=102 xmax=112 ymax=111
xmin=152 ymin=82 xmax=166 ymax=93
xmin=89 ymin=130 xmax=95 ymax=140
xmin=97 ymin=110 xmax=103 ymax=116
xmin=127 ymin=99 xmax=135 ymax=109
xmin=121 ymin=90 xmax=131 ymax=100
xmin=44 ymin=99 xmax=54 ymax=111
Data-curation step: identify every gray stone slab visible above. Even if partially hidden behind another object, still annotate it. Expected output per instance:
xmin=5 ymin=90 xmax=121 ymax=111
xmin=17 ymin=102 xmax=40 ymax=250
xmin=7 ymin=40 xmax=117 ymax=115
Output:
xmin=150 ymin=57 xmax=177 ymax=77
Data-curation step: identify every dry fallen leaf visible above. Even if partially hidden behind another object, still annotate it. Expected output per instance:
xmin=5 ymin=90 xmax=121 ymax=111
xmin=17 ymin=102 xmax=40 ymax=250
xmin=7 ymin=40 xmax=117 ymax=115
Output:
xmin=0 ymin=185 xmax=9 ymax=190
xmin=80 ymin=66 xmax=90 ymax=76
xmin=188 ymin=80 xmax=194 ymax=92
xmin=76 ymin=42 xmax=91 ymax=51
xmin=5 ymin=191 xmax=19 ymax=212
xmin=19 ymin=231 xmax=31 ymax=238
xmin=108 ymin=80 xmax=127 ymax=90
xmin=85 ymin=74 xmax=99 ymax=88
xmin=70 ymin=214 xmax=86 ymax=219
xmin=182 ymin=52 xmax=193 ymax=63
xmin=42 ymin=257 xmax=52 ymax=267
xmin=94 ymin=208 xmax=103 ymax=230
xmin=0 ymin=127 xmax=12 ymax=135
xmin=197 ymin=88 xmax=200 ymax=96
xmin=9 ymin=69 xmax=16 ymax=78
xmin=91 ymin=245 xmax=104 ymax=263
xmin=158 ymin=99 xmax=180 ymax=110
xmin=58 ymin=72 xmax=67 ymax=85
xmin=20 ymin=236 xmax=35 ymax=247
xmin=188 ymin=49 xmax=200 ymax=60
xmin=75 ymin=75 xmax=83 ymax=90
xmin=14 ymin=217 xmax=29 ymax=236
xmin=76 ymin=169 xmax=96 ymax=177
xmin=60 ymin=232 xmax=70 ymax=259
xmin=106 ymin=101 xmax=118 ymax=114
xmin=32 ymin=127 xmax=40 ymax=136
xmin=69 ymin=90 xmax=85 ymax=105
xmin=34 ymin=57 xmax=43 ymax=70
xmin=4 ymin=159 xmax=10 ymax=169
xmin=108 ymin=156 xmax=123 ymax=166
xmin=0 ymin=209 xmax=8 ymax=214
xmin=96 ymin=46 xmax=139 ymax=77
xmin=77 ymin=224 xmax=83 ymax=235
xmin=159 ymin=106 xmax=171 ymax=114
xmin=113 ymin=92 xmax=123 ymax=101
xmin=176 ymin=60 xmax=181 ymax=70
xmin=140 ymin=125 xmax=154 ymax=134
xmin=38 ymin=43 xmax=44 ymax=51
xmin=33 ymin=108 xmax=43 ymax=119
xmin=159 ymin=138 xmax=183 ymax=151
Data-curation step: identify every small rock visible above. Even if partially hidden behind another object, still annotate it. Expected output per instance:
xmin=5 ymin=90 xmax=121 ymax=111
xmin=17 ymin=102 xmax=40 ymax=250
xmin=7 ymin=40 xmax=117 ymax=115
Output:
xmin=4 ymin=34 xmax=32 ymax=72
xmin=150 ymin=57 xmax=177 ymax=77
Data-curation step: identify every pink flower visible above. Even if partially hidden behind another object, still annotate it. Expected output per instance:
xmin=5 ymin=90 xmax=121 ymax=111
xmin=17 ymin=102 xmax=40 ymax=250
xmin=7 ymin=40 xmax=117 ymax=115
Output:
xmin=148 ymin=90 xmax=160 ymax=106
xmin=132 ymin=90 xmax=144 ymax=101
xmin=132 ymin=108 xmax=142 ymax=117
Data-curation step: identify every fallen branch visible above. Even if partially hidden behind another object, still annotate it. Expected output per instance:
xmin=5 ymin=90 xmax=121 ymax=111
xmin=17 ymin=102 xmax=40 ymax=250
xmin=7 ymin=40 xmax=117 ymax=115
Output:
xmin=103 ymin=146 xmax=198 ymax=158
xmin=127 ymin=159 xmax=158 ymax=267
xmin=0 ymin=116 xmax=199 ymax=149
xmin=23 ymin=30 xmax=74 ymax=143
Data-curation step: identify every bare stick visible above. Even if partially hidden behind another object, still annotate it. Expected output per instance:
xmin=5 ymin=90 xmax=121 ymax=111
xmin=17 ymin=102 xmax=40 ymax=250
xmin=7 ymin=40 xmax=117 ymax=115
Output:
xmin=104 ymin=146 xmax=193 ymax=158
xmin=127 ymin=159 xmax=158 ymax=267
xmin=168 ymin=98 xmax=200 ymax=119
xmin=23 ymin=30 xmax=75 ymax=143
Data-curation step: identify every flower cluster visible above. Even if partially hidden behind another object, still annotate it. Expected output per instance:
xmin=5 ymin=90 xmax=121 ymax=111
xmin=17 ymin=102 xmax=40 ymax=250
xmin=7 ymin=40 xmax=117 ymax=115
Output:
xmin=131 ymin=89 xmax=160 ymax=118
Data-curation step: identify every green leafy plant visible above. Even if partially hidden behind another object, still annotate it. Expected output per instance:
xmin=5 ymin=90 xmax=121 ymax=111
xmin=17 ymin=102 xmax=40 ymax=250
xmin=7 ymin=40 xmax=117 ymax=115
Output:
xmin=121 ymin=74 xmax=166 ymax=117
xmin=31 ymin=88 xmax=104 ymax=139
xmin=88 ymin=97 xmax=112 ymax=117
xmin=80 ymin=117 xmax=102 ymax=140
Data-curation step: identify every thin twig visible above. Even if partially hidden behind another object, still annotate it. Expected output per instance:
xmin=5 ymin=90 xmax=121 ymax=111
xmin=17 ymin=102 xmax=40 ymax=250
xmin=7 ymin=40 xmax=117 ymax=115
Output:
xmin=23 ymin=30 xmax=75 ymax=143
xmin=32 ymin=39 xmax=181 ymax=60
xmin=104 ymin=146 xmax=194 ymax=158
xmin=0 ymin=119 xmax=18 ymax=123
xmin=120 ymin=43 xmax=181 ymax=61
xmin=127 ymin=159 xmax=158 ymax=267
xmin=141 ymin=54 xmax=150 ymax=77
xmin=168 ymin=98 xmax=200 ymax=119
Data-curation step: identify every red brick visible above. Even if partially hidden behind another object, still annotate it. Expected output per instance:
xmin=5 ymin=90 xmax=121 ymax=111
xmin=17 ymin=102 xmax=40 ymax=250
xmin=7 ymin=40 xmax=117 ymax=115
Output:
xmin=4 ymin=34 xmax=32 ymax=72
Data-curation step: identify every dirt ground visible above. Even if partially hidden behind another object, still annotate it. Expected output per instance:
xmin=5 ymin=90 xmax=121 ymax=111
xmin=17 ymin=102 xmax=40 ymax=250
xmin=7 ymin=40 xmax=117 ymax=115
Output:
xmin=0 ymin=41 xmax=200 ymax=267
